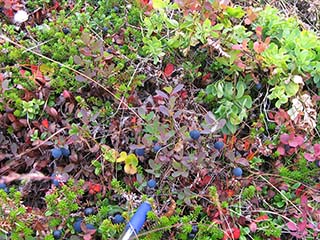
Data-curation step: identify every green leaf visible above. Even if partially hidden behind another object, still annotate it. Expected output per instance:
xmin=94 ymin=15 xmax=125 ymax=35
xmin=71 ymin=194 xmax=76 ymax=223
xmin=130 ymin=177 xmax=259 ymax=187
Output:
xmin=212 ymin=23 xmax=224 ymax=31
xmin=235 ymin=81 xmax=245 ymax=98
xmin=216 ymin=82 xmax=224 ymax=98
xmin=224 ymin=82 xmax=234 ymax=99
xmin=285 ymin=82 xmax=299 ymax=97
xmin=239 ymin=95 xmax=252 ymax=108
xmin=125 ymin=154 xmax=138 ymax=166
xmin=275 ymin=97 xmax=288 ymax=108
xmin=45 ymin=210 xmax=53 ymax=216
xmin=226 ymin=7 xmax=245 ymax=19
xmin=203 ymin=18 xmax=211 ymax=29
xmin=153 ymin=0 xmax=169 ymax=9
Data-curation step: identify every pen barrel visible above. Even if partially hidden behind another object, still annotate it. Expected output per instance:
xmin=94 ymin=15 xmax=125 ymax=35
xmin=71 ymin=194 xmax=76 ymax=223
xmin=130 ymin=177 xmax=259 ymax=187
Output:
xmin=119 ymin=202 xmax=152 ymax=240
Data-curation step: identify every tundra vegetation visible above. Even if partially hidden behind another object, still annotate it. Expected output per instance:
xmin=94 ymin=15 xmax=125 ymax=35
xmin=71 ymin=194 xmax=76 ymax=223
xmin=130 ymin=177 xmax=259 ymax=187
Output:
xmin=0 ymin=0 xmax=319 ymax=239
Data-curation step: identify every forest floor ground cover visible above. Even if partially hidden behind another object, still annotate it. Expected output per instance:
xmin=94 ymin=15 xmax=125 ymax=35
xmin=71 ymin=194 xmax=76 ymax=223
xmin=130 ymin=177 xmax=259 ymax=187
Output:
xmin=0 ymin=0 xmax=320 ymax=239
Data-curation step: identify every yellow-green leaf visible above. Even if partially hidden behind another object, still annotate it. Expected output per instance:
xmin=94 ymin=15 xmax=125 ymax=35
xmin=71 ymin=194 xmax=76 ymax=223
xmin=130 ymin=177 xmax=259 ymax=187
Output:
xmin=152 ymin=0 xmax=169 ymax=9
xmin=40 ymin=64 xmax=54 ymax=76
xmin=116 ymin=151 xmax=127 ymax=163
xmin=125 ymin=154 xmax=138 ymax=166
xmin=163 ymin=86 xmax=173 ymax=94
xmin=124 ymin=164 xmax=137 ymax=175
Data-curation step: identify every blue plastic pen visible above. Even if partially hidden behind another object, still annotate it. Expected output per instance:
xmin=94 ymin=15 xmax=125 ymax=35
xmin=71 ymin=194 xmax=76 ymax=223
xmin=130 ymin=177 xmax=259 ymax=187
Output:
xmin=119 ymin=202 xmax=152 ymax=240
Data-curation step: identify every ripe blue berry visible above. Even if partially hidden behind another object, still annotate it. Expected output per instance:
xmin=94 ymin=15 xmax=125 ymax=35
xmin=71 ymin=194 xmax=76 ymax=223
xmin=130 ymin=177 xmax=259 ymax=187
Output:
xmin=85 ymin=224 xmax=96 ymax=230
xmin=73 ymin=218 xmax=83 ymax=233
xmin=135 ymin=148 xmax=145 ymax=156
xmin=113 ymin=6 xmax=119 ymax=12
xmin=62 ymin=27 xmax=70 ymax=34
xmin=189 ymin=130 xmax=200 ymax=140
xmin=102 ymin=26 xmax=109 ymax=33
xmin=147 ymin=179 xmax=157 ymax=188
xmin=112 ymin=214 xmax=125 ymax=224
xmin=0 ymin=183 xmax=8 ymax=193
xmin=53 ymin=230 xmax=62 ymax=239
xmin=255 ymin=83 xmax=262 ymax=90
xmin=191 ymin=225 xmax=198 ymax=233
xmin=153 ymin=144 xmax=161 ymax=152
xmin=232 ymin=167 xmax=243 ymax=177
xmin=60 ymin=147 xmax=70 ymax=157
xmin=52 ymin=179 xmax=60 ymax=187
xmin=214 ymin=141 xmax=224 ymax=150
xmin=51 ymin=148 xmax=62 ymax=158
xmin=188 ymin=232 xmax=196 ymax=239
xmin=84 ymin=207 xmax=94 ymax=216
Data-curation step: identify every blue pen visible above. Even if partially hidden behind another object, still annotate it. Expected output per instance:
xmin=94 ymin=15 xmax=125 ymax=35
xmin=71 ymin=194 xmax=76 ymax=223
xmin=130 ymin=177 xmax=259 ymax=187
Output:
xmin=119 ymin=202 xmax=152 ymax=240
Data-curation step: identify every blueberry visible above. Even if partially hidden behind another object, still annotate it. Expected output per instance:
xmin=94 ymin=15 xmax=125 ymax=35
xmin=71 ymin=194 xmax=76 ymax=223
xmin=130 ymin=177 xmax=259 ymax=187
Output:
xmin=60 ymin=147 xmax=70 ymax=157
xmin=255 ymin=83 xmax=262 ymax=90
xmin=52 ymin=179 xmax=60 ymax=187
xmin=232 ymin=167 xmax=243 ymax=177
xmin=191 ymin=225 xmax=198 ymax=233
xmin=153 ymin=144 xmax=161 ymax=153
xmin=102 ymin=27 xmax=109 ymax=33
xmin=135 ymin=148 xmax=145 ymax=156
xmin=62 ymin=27 xmax=70 ymax=34
xmin=113 ymin=6 xmax=119 ymax=12
xmin=189 ymin=130 xmax=200 ymax=140
xmin=84 ymin=207 xmax=94 ymax=216
xmin=284 ymin=144 xmax=291 ymax=152
xmin=53 ymin=230 xmax=62 ymax=239
xmin=214 ymin=141 xmax=224 ymax=150
xmin=112 ymin=214 xmax=125 ymax=224
xmin=85 ymin=224 xmax=96 ymax=230
xmin=0 ymin=183 xmax=8 ymax=193
xmin=147 ymin=179 xmax=157 ymax=188
xmin=51 ymin=148 xmax=62 ymax=159
xmin=73 ymin=219 xmax=83 ymax=233
xmin=188 ymin=232 xmax=196 ymax=239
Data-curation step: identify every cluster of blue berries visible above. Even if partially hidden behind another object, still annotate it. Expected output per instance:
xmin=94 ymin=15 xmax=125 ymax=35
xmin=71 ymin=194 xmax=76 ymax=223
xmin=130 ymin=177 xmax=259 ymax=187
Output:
xmin=52 ymin=207 xmax=126 ymax=239
xmin=189 ymin=130 xmax=224 ymax=150
xmin=134 ymin=142 xmax=162 ymax=157
xmin=188 ymin=224 xmax=198 ymax=239
xmin=51 ymin=147 xmax=70 ymax=159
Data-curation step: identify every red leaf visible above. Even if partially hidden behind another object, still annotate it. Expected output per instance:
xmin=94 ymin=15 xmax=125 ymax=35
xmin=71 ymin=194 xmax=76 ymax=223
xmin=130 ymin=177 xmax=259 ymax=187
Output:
xmin=164 ymin=63 xmax=175 ymax=77
xmin=288 ymin=135 xmax=304 ymax=147
xmin=280 ymin=133 xmax=290 ymax=144
xmin=202 ymin=73 xmax=211 ymax=81
xmin=277 ymin=146 xmax=285 ymax=155
xmin=235 ymin=157 xmax=250 ymax=167
xmin=314 ymin=144 xmax=320 ymax=156
xmin=62 ymin=90 xmax=71 ymax=99
xmin=287 ymin=222 xmax=298 ymax=231
xmin=300 ymin=195 xmax=308 ymax=207
xmin=249 ymin=222 xmax=257 ymax=232
xmin=256 ymin=26 xmax=263 ymax=39
xmin=232 ymin=44 xmax=242 ymax=50
xmin=304 ymin=153 xmax=315 ymax=162
xmin=255 ymin=215 xmax=268 ymax=222
xmin=41 ymin=119 xmax=49 ymax=128
xmin=295 ymin=185 xmax=305 ymax=197
xmin=224 ymin=227 xmax=241 ymax=240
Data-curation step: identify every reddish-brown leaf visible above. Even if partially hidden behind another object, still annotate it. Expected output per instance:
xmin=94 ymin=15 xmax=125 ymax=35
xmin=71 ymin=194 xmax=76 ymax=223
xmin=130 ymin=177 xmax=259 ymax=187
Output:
xmin=164 ymin=63 xmax=175 ymax=77
xmin=41 ymin=119 xmax=49 ymax=128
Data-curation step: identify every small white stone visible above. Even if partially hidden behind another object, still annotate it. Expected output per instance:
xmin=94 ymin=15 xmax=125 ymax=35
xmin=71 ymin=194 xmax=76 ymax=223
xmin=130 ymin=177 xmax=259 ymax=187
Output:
xmin=14 ymin=10 xmax=29 ymax=24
